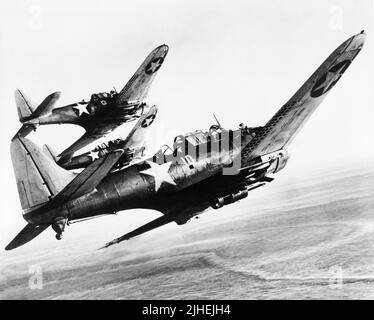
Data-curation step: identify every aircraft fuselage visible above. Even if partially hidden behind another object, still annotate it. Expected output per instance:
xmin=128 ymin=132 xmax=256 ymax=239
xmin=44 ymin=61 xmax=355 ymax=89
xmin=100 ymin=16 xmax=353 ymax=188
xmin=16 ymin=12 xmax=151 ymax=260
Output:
xmin=24 ymin=93 xmax=147 ymax=131
xmin=22 ymin=128 xmax=287 ymax=229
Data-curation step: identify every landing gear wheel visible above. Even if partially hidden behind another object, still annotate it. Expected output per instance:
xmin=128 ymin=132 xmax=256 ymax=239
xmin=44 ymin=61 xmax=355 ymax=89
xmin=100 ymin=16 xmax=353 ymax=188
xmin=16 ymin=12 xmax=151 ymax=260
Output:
xmin=52 ymin=218 xmax=67 ymax=241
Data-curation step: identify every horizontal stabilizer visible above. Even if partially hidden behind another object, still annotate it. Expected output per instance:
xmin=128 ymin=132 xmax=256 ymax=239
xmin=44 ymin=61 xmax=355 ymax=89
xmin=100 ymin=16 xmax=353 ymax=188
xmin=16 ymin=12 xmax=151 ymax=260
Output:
xmin=53 ymin=149 xmax=124 ymax=202
xmin=15 ymin=90 xmax=61 ymax=123
xmin=12 ymin=124 xmax=35 ymax=140
xmin=32 ymin=91 xmax=61 ymax=118
xmin=5 ymin=223 xmax=50 ymax=250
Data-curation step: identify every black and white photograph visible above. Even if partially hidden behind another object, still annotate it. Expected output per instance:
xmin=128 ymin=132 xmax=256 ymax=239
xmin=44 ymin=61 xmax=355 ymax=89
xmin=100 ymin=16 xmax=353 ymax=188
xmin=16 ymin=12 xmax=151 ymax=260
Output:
xmin=0 ymin=0 xmax=373 ymax=305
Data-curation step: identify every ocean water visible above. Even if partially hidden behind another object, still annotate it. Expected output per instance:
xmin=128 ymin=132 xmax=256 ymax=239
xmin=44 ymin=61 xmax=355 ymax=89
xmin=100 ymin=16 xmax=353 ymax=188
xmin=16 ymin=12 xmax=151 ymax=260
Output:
xmin=1 ymin=166 xmax=374 ymax=299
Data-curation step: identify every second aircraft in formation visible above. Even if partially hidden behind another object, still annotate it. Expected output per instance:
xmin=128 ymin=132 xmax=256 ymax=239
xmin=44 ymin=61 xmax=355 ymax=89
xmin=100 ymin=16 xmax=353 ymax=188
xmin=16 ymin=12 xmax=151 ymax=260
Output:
xmin=15 ymin=44 xmax=168 ymax=164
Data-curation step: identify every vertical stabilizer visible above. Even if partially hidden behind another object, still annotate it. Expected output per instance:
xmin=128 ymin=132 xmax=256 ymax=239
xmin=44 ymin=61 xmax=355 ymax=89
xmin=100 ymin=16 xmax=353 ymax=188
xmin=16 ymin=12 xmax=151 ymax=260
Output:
xmin=15 ymin=89 xmax=35 ymax=122
xmin=10 ymin=137 xmax=75 ymax=210
xmin=43 ymin=144 xmax=60 ymax=162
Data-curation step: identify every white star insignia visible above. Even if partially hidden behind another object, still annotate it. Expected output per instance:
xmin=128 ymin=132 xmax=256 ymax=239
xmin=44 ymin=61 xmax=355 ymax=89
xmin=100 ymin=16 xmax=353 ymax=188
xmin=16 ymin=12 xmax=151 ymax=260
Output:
xmin=313 ymin=64 xmax=346 ymax=94
xmin=144 ymin=117 xmax=153 ymax=126
xmin=140 ymin=161 xmax=176 ymax=191
xmin=141 ymin=116 xmax=155 ymax=128
xmin=74 ymin=103 xmax=90 ymax=116
xmin=88 ymin=151 xmax=99 ymax=161
xmin=147 ymin=60 xmax=161 ymax=73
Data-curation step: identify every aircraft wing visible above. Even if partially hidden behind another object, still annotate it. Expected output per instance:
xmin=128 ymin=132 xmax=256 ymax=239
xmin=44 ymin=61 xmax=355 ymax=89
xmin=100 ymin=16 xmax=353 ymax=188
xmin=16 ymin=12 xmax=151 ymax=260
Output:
xmin=58 ymin=128 xmax=115 ymax=164
xmin=5 ymin=223 xmax=50 ymax=251
xmin=100 ymin=214 xmax=174 ymax=249
xmin=116 ymin=44 xmax=169 ymax=104
xmin=54 ymin=149 xmax=124 ymax=202
xmin=122 ymin=105 xmax=158 ymax=160
xmin=13 ymin=124 xmax=35 ymax=140
xmin=240 ymin=32 xmax=366 ymax=167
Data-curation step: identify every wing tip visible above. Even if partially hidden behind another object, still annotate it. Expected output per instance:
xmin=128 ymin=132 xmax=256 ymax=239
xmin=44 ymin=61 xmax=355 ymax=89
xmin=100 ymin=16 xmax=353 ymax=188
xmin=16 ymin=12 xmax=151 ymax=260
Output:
xmin=335 ymin=31 xmax=366 ymax=58
xmin=354 ymin=29 xmax=366 ymax=41
xmin=5 ymin=224 xmax=50 ymax=251
xmin=5 ymin=242 xmax=18 ymax=251
xmin=155 ymin=44 xmax=169 ymax=54
xmin=348 ymin=30 xmax=366 ymax=47
xmin=50 ymin=91 xmax=62 ymax=99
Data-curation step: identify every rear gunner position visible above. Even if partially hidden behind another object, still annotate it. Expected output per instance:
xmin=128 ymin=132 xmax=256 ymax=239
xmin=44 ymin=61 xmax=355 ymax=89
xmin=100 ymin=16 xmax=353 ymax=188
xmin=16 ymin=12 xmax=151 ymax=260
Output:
xmin=6 ymin=32 xmax=366 ymax=250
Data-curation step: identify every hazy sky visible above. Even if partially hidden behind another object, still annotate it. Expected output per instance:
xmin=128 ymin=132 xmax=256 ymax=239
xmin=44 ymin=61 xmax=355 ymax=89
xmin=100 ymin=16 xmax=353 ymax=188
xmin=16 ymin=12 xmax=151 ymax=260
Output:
xmin=0 ymin=0 xmax=373 ymax=250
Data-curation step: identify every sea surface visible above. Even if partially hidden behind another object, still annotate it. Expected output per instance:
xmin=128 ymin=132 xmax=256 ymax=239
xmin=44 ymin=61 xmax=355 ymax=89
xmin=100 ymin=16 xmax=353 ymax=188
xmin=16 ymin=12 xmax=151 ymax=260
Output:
xmin=1 ymin=166 xmax=374 ymax=299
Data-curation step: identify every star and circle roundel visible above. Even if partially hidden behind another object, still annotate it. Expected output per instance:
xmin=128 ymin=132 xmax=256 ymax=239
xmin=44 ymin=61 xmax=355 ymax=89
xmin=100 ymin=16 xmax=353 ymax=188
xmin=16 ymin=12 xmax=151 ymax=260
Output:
xmin=145 ymin=57 xmax=164 ymax=75
xmin=141 ymin=114 xmax=156 ymax=128
xmin=310 ymin=59 xmax=351 ymax=98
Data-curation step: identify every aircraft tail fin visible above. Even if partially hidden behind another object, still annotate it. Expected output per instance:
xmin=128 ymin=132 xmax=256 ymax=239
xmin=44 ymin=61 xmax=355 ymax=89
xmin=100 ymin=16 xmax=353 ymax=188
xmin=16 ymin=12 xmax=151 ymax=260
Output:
xmin=43 ymin=144 xmax=60 ymax=163
xmin=5 ymin=223 xmax=50 ymax=251
xmin=15 ymin=89 xmax=35 ymax=122
xmin=15 ymin=89 xmax=61 ymax=123
xmin=11 ymin=137 xmax=75 ymax=210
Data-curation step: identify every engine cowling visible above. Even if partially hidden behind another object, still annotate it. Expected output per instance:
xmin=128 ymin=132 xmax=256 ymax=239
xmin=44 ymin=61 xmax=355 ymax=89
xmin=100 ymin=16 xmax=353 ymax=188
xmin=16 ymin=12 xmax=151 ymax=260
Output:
xmin=211 ymin=189 xmax=248 ymax=209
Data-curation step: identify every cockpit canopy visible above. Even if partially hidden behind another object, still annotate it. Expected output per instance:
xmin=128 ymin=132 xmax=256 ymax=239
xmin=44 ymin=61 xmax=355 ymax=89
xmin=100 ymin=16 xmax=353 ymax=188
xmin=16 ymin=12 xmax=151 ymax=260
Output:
xmin=93 ymin=138 xmax=122 ymax=152
xmin=91 ymin=92 xmax=109 ymax=100
xmin=90 ymin=91 xmax=117 ymax=102
xmin=154 ymin=127 xmax=236 ymax=164
xmin=184 ymin=130 xmax=208 ymax=146
xmin=153 ymin=123 xmax=262 ymax=164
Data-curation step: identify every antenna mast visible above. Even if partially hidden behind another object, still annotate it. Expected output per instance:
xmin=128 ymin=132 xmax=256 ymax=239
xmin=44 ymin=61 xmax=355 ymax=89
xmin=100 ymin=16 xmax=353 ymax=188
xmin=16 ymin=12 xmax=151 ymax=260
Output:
xmin=213 ymin=113 xmax=222 ymax=129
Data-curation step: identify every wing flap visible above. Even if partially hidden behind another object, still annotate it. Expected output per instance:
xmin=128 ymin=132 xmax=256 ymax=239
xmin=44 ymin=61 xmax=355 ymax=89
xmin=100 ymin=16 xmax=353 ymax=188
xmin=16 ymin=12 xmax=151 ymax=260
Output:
xmin=241 ymin=32 xmax=366 ymax=167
